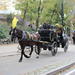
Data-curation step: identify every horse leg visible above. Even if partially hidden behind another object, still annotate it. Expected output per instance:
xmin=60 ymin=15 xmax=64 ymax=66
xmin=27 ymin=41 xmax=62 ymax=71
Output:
xmin=36 ymin=46 xmax=41 ymax=58
xmin=14 ymin=38 xmax=15 ymax=43
xmin=19 ymin=48 xmax=24 ymax=62
xmin=19 ymin=46 xmax=30 ymax=62
xmin=29 ymin=46 xmax=33 ymax=56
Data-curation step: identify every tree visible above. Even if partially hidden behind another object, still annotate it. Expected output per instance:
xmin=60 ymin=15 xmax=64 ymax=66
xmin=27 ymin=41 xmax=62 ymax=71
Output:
xmin=15 ymin=0 xmax=75 ymax=29
xmin=6 ymin=14 xmax=13 ymax=25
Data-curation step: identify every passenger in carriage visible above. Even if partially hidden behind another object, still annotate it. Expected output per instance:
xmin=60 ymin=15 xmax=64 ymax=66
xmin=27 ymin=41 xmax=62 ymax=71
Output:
xmin=38 ymin=22 xmax=55 ymax=42
xmin=39 ymin=22 xmax=52 ymax=30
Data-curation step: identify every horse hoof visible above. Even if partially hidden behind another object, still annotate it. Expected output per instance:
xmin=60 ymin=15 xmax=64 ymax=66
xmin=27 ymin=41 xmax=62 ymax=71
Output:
xmin=36 ymin=56 xmax=39 ymax=59
xmin=19 ymin=59 xmax=22 ymax=62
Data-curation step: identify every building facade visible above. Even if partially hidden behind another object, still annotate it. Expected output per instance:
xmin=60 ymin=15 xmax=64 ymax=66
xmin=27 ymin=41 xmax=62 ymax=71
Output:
xmin=0 ymin=0 xmax=16 ymax=14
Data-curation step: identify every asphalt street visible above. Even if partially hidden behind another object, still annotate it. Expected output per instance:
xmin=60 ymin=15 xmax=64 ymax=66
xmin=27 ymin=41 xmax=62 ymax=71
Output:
xmin=0 ymin=44 xmax=75 ymax=75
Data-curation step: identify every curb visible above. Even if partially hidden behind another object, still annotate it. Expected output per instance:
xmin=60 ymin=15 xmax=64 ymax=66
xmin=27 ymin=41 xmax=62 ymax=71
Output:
xmin=40 ymin=62 xmax=75 ymax=75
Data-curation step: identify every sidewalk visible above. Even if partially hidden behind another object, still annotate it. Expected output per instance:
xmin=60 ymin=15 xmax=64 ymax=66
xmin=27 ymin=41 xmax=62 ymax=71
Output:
xmin=0 ymin=44 xmax=19 ymax=57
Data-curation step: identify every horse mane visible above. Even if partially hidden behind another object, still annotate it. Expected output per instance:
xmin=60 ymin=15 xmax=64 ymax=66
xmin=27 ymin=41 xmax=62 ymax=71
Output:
xmin=16 ymin=28 xmax=23 ymax=33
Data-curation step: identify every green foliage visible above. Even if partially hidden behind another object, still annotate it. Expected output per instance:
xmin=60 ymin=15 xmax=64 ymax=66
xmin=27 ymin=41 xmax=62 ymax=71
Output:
xmin=15 ymin=0 xmax=75 ymax=30
xmin=15 ymin=0 xmax=61 ymax=24
xmin=6 ymin=14 xmax=13 ymax=25
xmin=0 ymin=24 xmax=10 ymax=39
xmin=0 ymin=31 xmax=6 ymax=39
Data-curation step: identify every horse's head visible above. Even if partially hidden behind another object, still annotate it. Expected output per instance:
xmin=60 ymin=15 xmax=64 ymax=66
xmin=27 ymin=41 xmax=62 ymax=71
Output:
xmin=9 ymin=28 xmax=22 ymax=42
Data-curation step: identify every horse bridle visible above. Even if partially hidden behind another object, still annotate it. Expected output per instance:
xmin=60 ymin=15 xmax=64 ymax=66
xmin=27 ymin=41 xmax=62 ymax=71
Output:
xmin=17 ymin=31 xmax=27 ymax=41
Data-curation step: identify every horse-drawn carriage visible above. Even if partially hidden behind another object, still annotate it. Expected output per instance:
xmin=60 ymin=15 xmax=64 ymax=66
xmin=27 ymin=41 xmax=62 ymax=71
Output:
xmin=9 ymin=23 xmax=69 ymax=62
xmin=36 ymin=24 xmax=58 ymax=56
xmin=36 ymin=23 xmax=69 ymax=55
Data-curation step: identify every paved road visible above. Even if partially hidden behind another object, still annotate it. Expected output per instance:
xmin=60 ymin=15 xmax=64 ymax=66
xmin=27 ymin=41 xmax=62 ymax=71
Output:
xmin=0 ymin=44 xmax=75 ymax=75
xmin=0 ymin=44 xmax=19 ymax=57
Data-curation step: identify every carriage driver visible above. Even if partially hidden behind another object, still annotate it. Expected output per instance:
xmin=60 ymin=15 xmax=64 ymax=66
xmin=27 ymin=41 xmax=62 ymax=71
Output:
xmin=55 ymin=23 xmax=64 ymax=47
xmin=11 ymin=16 xmax=18 ymax=30
xmin=55 ymin=23 xmax=63 ymax=36
xmin=9 ymin=16 xmax=18 ymax=34
xmin=9 ymin=16 xmax=19 ymax=41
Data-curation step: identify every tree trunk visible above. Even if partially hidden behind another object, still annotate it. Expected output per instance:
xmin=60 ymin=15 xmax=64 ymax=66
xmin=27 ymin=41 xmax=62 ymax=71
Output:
xmin=23 ymin=2 xmax=28 ymax=25
xmin=36 ymin=0 xmax=42 ymax=30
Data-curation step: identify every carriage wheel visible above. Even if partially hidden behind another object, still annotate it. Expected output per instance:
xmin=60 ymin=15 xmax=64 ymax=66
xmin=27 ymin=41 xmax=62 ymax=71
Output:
xmin=51 ymin=42 xmax=58 ymax=56
xmin=24 ymin=46 xmax=33 ymax=56
xmin=64 ymin=41 xmax=69 ymax=52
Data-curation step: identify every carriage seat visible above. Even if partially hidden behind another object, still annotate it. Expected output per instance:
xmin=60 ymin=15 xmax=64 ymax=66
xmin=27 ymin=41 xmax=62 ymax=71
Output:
xmin=38 ymin=29 xmax=54 ymax=42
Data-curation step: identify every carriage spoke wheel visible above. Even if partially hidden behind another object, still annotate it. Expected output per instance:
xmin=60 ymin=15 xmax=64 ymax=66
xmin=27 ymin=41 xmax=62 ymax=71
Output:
xmin=51 ymin=42 xmax=58 ymax=56
xmin=24 ymin=47 xmax=32 ymax=55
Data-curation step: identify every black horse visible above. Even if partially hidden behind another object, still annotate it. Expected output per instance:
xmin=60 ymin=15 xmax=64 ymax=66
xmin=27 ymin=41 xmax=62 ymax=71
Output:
xmin=9 ymin=28 xmax=40 ymax=62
